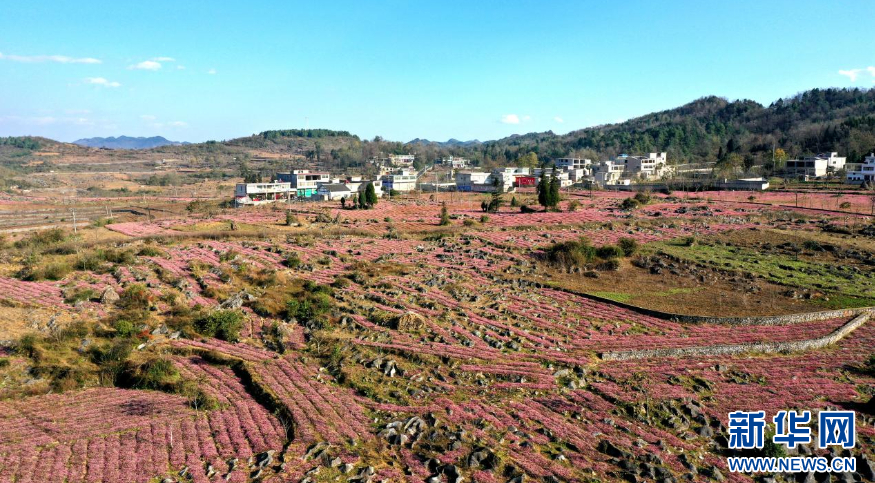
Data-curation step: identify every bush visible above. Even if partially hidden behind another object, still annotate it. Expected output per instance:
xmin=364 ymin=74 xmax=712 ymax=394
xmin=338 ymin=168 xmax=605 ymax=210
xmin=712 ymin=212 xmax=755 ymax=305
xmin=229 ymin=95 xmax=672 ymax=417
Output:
xmin=64 ymin=288 xmax=97 ymax=305
xmin=567 ymin=200 xmax=580 ymax=212
xmin=595 ymin=259 xmax=621 ymax=271
xmin=595 ymin=244 xmax=625 ymax=259
xmin=389 ymin=189 xmax=401 ymax=197
xmin=135 ymin=358 xmax=179 ymax=390
xmin=633 ymin=191 xmax=651 ymax=204
xmin=620 ymin=197 xmax=641 ymax=210
xmin=839 ymin=201 xmax=851 ymax=209
xmin=118 ymin=284 xmax=152 ymax=311
xmin=520 ymin=205 xmax=537 ymax=213
xmin=480 ymin=215 xmax=490 ymax=223
xmin=285 ymin=211 xmax=298 ymax=226
xmin=14 ymin=228 xmax=67 ymax=249
xmin=113 ymin=319 xmax=135 ymax=338
xmin=439 ymin=203 xmax=451 ymax=226
xmin=194 ymin=310 xmax=244 ymax=342
xmin=617 ymin=237 xmax=639 ymax=257
xmin=543 ymin=238 xmax=597 ymax=268
xmin=285 ymin=251 xmax=301 ymax=269
xmin=137 ymin=245 xmax=164 ymax=257
xmin=463 ymin=219 xmax=477 ymax=227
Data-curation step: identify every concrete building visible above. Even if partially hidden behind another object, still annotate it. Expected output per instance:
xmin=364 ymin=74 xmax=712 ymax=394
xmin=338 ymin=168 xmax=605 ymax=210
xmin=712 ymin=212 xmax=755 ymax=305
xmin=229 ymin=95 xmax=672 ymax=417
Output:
xmin=276 ymin=170 xmax=330 ymax=198
xmin=533 ymin=168 xmax=572 ymax=188
xmin=618 ymin=152 xmax=669 ymax=179
xmin=389 ymin=154 xmax=416 ymax=168
xmin=382 ymin=169 xmax=418 ymax=192
xmin=439 ymin=156 xmax=470 ymax=169
xmin=234 ymin=182 xmax=292 ymax=206
xmin=316 ymin=183 xmax=353 ymax=201
xmin=846 ymin=154 xmax=875 ymax=183
xmin=714 ymin=178 xmax=770 ymax=191
xmin=785 ymin=158 xmax=829 ymax=178
xmin=592 ymin=160 xmax=626 ymax=185
xmin=455 ymin=171 xmax=491 ymax=191
xmin=554 ymin=157 xmax=592 ymax=170
xmin=454 ymin=168 xmax=519 ymax=193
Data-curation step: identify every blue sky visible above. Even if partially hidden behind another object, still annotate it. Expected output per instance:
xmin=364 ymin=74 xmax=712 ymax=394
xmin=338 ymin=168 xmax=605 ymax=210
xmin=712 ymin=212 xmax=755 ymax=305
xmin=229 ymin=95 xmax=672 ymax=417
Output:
xmin=1 ymin=0 xmax=874 ymax=143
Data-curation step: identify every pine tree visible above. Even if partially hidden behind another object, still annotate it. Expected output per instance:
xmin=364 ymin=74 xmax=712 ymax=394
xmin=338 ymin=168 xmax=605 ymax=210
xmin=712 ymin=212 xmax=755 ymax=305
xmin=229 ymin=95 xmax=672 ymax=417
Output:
xmin=365 ymin=182 xmax=378 ymax=207
xmin=537 ymin=172 xmax=548 ymax=209
xmin=548 ymin=168 xmax=560 ymax=208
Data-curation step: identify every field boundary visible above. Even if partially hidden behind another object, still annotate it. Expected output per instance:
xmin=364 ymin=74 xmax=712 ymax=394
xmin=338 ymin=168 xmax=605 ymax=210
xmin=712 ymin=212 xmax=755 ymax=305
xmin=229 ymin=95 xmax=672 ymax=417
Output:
xmin=599 ymin=311 xmax=870 ymax=361
xmin=543 ymin=282 xmax=872 ymax=325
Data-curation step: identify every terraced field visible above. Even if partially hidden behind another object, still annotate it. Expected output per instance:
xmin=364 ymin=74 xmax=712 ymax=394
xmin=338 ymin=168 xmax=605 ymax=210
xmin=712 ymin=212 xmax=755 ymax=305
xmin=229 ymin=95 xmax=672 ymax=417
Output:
xmin=0 ymin=191 xmax=872 ymax=483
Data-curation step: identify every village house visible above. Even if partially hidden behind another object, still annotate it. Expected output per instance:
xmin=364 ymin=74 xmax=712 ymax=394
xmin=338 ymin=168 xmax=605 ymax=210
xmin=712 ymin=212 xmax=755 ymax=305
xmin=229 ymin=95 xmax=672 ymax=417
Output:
xmin=234 ymin=182 xmax=292 ymax=206
xmin=382 ymin=169 xmax=418 ymax=192
xmin=786 ymin=152 xmax=846 ymax=179
xmin=438 ymin=156 xmax=470 ymax=169
xmin=846 ymin=153 xmax=875 ymax=183
xmin=276 ymin=170 xmax=330 ymax=198
xmin=315 ymin=183 xmax=352 ymax=201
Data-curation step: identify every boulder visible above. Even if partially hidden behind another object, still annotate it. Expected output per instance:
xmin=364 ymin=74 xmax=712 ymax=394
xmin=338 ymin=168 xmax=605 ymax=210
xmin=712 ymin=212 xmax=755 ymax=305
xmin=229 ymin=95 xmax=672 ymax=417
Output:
xmin=100 ymin=287 xmax=120 ymax=304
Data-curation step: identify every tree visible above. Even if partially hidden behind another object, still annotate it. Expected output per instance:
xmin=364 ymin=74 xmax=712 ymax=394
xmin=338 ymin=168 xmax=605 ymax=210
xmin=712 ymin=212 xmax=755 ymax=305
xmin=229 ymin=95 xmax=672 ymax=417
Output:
xmin=548 ymin=168 xmax=560 ymax=209
xmin=349 ymin=193 xmax=358 ymax=209
xmin=340 ymin=197 xmax=346 ymax=209
xmin=365 ymin=182 xmax=378 ymax=206
xmin=518 ymin=152 xmax=538 ymax=169
xmin=537 ymin=172 xmax=549 ymax=209
xmin=358 ymin=191 xmax=367 ymax=209
xmin=439 ymin=202 xmax=451 ymax=226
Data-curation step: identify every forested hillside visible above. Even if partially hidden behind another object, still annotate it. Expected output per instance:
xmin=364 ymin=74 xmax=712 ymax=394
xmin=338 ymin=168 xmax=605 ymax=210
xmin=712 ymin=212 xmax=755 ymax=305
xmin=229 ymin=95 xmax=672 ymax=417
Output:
xmin=475 ymin=88 xmax=875 ymax=168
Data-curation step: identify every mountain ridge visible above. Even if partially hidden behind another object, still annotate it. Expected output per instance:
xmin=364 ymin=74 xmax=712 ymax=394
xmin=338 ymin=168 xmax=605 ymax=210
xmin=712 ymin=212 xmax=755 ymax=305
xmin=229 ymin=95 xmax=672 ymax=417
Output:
xmin=73 ymin=135 xmax=188 ymax=150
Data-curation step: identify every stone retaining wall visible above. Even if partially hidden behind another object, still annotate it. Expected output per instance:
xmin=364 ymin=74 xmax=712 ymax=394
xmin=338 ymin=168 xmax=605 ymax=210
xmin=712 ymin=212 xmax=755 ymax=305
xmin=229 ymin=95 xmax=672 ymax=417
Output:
xmin=600 ymin=311 xmax=870 ymax=361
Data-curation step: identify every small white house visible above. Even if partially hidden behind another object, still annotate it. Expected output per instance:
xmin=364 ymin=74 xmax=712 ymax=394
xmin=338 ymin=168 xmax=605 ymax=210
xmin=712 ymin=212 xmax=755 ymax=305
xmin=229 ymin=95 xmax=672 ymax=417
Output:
xmin=316 ymin=183 xmax=352 ymax=201
xmin=382 ymin=169 xmax=418 ymax=192
xmin=234 ymin=182 xmax=292 ymax=206
xmin=847 ymin=154 xmax=875 ymax=183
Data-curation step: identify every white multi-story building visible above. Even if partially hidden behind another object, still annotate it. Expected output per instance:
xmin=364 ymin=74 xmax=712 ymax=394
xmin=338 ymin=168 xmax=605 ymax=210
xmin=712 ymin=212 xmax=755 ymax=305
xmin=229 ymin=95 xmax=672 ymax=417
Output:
xmin=382 ymin=169 xmax=418 ymax=192
xmin=276 ymin=170 xmax=331 ymax=198
xmin=554 ymin=157 xmax=592 ymax=171
xmin=847 ymin=154 xmax=875 ymax=183
xmin=234 ymin=182 xmax=292 ymax=206
xmin=532 ymin=168 xmax=572 ymax=188
xmin=439 ymin=156 xmax=470 ymax=169
xmin=389 ymin=154 xmax=416 ymax=168
xmin=618 ymin=152 xmax=669 ymax=179
xmin=454 ymin=168 xmax=520 ymax=193
xmin=592 ymin=161 xmax=627 ymax=185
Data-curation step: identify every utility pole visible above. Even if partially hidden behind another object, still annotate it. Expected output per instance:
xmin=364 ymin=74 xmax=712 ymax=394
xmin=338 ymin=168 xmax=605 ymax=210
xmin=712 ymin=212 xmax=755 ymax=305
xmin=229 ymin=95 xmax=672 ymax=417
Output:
xmin=71 ymin=208 xmax=77 ymax=233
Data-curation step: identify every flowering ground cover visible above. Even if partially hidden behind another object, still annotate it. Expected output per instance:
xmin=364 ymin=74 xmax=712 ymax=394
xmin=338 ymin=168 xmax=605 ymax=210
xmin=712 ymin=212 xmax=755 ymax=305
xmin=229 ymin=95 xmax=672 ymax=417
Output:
xmin=1 ymin=193 xmax=873 ymax=483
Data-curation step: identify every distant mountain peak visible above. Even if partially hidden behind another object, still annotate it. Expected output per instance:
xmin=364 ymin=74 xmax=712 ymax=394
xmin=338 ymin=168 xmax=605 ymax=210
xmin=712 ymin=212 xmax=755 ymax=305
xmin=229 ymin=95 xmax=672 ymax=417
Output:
xmin=73 ymin=135 xmax=188 ymax=149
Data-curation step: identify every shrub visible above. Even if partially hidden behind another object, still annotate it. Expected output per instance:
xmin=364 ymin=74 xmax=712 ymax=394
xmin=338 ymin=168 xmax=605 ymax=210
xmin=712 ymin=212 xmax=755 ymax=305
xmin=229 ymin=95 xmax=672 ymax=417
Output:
xmin=510 ymin=197 xmax=519 ymax=207
xmin=285 ymin=211 xmax=298 ymax=226
xmin=285 ymin=251 xmax=301 ymax=269
xmin=113 ymin=319 xmax=135 ymax=338
xmin=617 ymin=237 xmax=639 ymax=257
xmin=802 ymin=240 xmax=822 ymax=251
xmin=567 ymin=200 xmax=580 ymax=212
xmin=14 ymin=228 xmax=67 ymax=249
xmin=620 ymin=197 xmax=641 ymax=210
xmin=463 ymin=219 xmax=477 ymax=227
xmin=520 ymin=205 xmax=537 ymax=213
xmin=839 ymin=201 xmax=851 ymax=209
xmin=595 ymin=244 xmax=625 ymax=260
xmin=194 ymin=310 xmax=244 ymax=342
xmin=543 ymin=238 xmax=597 ymax=268
xmin=135 ymin=358 xmax=179 ymax=390
xmin=595 ymin=259 xmax=621 ymax=271
xmin=439 ymin=203 xmax=451 ymax=226
xmin=117 ymin=284 xmax=152 ymax=311
xmin=137 ymin=245 xmax=164 ymax=257
xmin=389 ymin=189 xmax=400 ymax=197
xmin=480 ymin=215 xmax=490 ymax=223
xmin=633 ymin=191 xmax=651 ymax=205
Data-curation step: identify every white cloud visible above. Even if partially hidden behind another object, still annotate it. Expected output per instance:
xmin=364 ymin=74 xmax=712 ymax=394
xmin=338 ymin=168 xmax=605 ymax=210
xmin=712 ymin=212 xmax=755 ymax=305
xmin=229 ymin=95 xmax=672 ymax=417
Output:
xmin=207 ymin=68 xmax=217 ymax=75
xmin=500 ymin=114 xmax=521 ymax=124
xmin=168 ymin=121 xmax=188 ymax=127
xmin=554 ymin=116 xmax=564 ymax=123
xmin=839 ymin=69 xmax=863 ymax=82
xmin=129 ymin=60 xmax=162 ymax=70
xmin=839 ymin=66 xmax=875 ymax=82
xmin=153 ymin=57 xmax=175 ymax=62
xmin=140 ymin=114 xmax=157 ymax=121
xmin=0 ymin=51 xmax=101 ymax=64
xmin=84 ymin=77 xmax=121 ymax=88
